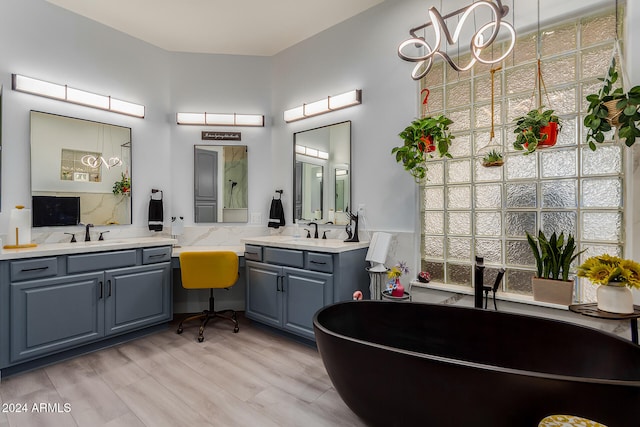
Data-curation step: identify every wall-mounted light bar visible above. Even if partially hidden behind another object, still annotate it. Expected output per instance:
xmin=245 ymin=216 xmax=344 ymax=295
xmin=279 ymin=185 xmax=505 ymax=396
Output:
xmin=295 ymin=144 xmax=329 ymax=160
xmin=284 ymin=89 xmax=362 ymax=123
xmin=176 ymin=112 xmax=264 ymax=127
xmin=12 ymin=74 xmax=145 ymax=118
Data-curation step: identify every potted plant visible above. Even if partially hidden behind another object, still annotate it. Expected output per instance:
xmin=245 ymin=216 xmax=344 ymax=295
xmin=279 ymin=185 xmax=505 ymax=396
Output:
xmin=584 ymin=58 xmax=640 ymax=150
xmin=577 ymin=254 xmax=640 ymax=314
xmin=526 ymin=230 xmax=584 ymax=305
xmin=383 ymin=261 xmax=410 ymax=300
xmin=392 ymin=115 xmax=454 ymax=182
xmin=481 ymin=149 xmax=504 ymax=167
xmin=513 ymin=108 xmax=562 ymax=154
xmin=112 ymin=172 xmax=131 ymax=195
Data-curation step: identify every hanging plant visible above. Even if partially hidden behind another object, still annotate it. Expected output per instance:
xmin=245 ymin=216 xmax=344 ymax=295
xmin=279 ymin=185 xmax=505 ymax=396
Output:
xmin=112 ymin=172 xmax=131 ymax=195
xmin=481 ymin=149 xmax=504 ymax=167
xmin=584 ymin=57 xmax=640 ymax=150
xmin=392 ymin=115 xmax=454 ymax=182
xmin=513 ymin=108 xmax=562 ymax=154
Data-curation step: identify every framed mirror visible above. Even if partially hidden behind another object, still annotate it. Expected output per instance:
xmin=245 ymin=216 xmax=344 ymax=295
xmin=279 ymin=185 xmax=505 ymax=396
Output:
xmin=293 ymin=121 xmax=350 ymax=224
xmin=30 ymin=111 xmax=132 ymax=226
xmin=194 ymin=145 xmax=248 ymax=223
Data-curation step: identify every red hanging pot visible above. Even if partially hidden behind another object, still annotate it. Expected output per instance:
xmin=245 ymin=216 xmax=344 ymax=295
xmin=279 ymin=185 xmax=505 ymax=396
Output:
xmin=538 ymin=121 xmax=559 ymax=147
xmin=418 ymin=135 xmax=436 ymax=153
xmin=523 ymin=121 xmax=559 ymax=150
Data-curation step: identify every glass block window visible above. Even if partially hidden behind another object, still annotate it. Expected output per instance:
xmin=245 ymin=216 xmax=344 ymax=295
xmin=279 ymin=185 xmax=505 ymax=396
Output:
xmin=61 ymin=149 xmax=102 ymax=182
xmin=419 ymin=9 xmax=624 ymax=302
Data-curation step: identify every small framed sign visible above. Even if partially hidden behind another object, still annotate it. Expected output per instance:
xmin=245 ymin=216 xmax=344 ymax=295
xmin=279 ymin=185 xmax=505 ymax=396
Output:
xmin=201 ymin=131 xmax=241 ymax=141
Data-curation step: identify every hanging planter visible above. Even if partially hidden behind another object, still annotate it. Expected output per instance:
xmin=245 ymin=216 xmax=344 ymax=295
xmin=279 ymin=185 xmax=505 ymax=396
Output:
xmin=481 ymin=149 xmax=504 ymax=167
xmin=513 ymin=57 xmax=562 ymax=154
xmin=584 ymin=48 xmax=640 ymax=150
xmin=479 ymin=67 xmax=505 ymax=168
xmin=513 ymin=108 xmax=562 ymax=154
xmin=392 ymin=115 xmax=454 ymax=182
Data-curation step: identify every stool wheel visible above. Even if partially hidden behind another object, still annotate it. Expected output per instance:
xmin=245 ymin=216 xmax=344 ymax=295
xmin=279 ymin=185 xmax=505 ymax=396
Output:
xmin=176 ymin=327 xmax=183 ymax=334
xmin=198 ymin=336 xmax=204 ymax=343
xmin=234 ymin=326 xmax=239 ymax=333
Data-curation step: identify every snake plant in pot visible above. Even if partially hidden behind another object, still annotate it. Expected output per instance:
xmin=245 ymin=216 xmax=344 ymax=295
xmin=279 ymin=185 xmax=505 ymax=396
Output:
xmin=526 ymin=230 xmax=585 ymax=305
xmin=392 ymin=115 xmax=454 ymax=182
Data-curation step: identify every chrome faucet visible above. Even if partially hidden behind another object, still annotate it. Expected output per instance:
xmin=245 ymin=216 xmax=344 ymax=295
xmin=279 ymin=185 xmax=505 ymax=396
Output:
xmin=84 ymin=223 xmax=94 ymax=241
xmin=308 ymin=222 xmax=319 ymax=239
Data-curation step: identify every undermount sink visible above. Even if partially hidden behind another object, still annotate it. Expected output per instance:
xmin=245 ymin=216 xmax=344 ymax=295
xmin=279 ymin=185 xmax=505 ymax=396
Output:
xmin=74 ymin=239 xmax=129 ymax=246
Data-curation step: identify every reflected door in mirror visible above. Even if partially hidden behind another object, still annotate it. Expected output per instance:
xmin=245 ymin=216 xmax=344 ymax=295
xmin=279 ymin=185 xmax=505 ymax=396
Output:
xmin=194 ymin=145 xmax=248 ymax=223
xmin=194 ymin=147 xmax=218 ymax=222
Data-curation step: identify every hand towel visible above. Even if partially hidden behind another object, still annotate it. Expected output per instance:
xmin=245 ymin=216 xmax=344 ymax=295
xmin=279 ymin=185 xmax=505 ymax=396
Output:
xmin=268 ymin=198 xmax=285 ymax=228
xmin=148 ymin=193 xmax=163 ymax=231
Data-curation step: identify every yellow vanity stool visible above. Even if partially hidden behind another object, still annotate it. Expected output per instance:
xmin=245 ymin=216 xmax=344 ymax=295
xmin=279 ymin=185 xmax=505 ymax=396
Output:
xmin=177 ymin=251 xmax=240 ymax=342
xmin=538 ymin=414 xmax=607 ymax=427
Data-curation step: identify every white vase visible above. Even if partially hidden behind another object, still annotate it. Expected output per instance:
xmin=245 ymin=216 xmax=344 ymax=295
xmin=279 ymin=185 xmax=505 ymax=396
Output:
xmin=597 ymin=282 xmax=634 ymax=314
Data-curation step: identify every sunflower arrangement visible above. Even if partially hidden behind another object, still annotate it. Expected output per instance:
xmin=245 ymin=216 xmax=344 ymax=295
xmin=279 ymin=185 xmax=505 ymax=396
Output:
xmin=577 ymin=254 xmax=640 ymax=289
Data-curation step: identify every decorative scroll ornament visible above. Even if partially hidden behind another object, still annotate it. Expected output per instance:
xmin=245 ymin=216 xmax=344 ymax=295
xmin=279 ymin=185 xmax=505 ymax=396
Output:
xmin=398 ymin=0 xmax=516 ymax=80
xmin=81 ymin=155 xmax=123 ymax=169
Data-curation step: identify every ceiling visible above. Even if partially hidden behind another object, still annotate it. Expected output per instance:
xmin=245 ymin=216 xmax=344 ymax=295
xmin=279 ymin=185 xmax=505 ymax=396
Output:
xmin=44 ymin=0 xmax=384 ymax=56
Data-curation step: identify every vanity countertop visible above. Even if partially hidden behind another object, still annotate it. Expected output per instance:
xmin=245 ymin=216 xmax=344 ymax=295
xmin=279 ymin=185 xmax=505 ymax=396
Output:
xmin=0 ymin=237 xmax=176 ymax=260
xmin=241 ymin=235 xmax=369 ymax=253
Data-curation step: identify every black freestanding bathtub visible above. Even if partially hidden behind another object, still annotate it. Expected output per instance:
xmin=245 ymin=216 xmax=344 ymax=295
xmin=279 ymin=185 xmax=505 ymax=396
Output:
xmin=313 ymin=301 xmax=640 ymax=426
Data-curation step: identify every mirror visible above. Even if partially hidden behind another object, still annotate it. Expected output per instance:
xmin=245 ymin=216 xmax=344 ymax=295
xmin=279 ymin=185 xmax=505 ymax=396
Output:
xmin=194 ymin=145 xmax=248 ymax=223
xmin=293 ymin=121 xmax=351 ymax=224
xmin=30 ymin=111 xmax=132 ymax=226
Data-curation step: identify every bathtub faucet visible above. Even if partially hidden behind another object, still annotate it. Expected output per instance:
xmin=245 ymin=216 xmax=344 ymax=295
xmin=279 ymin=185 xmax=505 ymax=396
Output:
xmin=474 ymin=256 xmax=485 ymax=309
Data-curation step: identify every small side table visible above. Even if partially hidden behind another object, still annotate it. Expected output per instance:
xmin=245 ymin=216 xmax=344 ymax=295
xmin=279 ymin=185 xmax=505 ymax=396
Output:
xmin=569 ymin=303 xmax=640 ymax=345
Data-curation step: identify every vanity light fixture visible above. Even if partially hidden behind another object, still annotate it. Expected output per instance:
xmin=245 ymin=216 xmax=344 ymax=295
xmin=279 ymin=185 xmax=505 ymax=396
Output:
xmin=176 ymin=112 xmax=264 ymax=127
xmin=12 ymin=74 xmax=145 ymax=118
xmin=283 ymin=89 xmax=362 ymax=123
xmin=295 ymin=144 xmax=329 ymax=160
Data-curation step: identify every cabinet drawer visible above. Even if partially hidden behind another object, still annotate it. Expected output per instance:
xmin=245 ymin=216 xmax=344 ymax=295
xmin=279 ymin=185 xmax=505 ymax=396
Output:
xmin=68 ymin=250 xmax=137 ymax=273
xmin=264 ymin=247 xmax=304 ymax=268
xmin=305 ymin=252 xmax=334 ymax=273
xmin=244 ymin=245 xmax=263 ymax=262
xmin=142 ymin=246 xmax=172 ymax=264
xmin=10 ymin=257 xmax=58 ymax=281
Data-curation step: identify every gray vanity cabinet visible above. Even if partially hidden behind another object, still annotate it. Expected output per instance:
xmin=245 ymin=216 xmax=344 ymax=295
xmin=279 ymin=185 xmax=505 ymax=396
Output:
xmin=2 ymin=246 xmax=173 ymax=367
xmin=245 ymin=261 xmax=333 ymax=340
xmin=281 ymin=267 xmax=333 ymax=339
xmin=104 ymin=263 xmax=171 ymax=335
xmin=245 ymin=245 xmax=366 ymax=341
xmin=10 ymin=272 xmax=104 ymax=362
xmin=245 ymin=261 xmax=282 ymax=328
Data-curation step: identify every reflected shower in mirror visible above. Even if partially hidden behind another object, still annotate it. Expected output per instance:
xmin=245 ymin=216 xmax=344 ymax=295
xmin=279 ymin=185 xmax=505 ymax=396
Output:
xmin=194 ymin=145 xmax=248 ymax=223
xmin=293 ymin=121 xmax=350 ymax=224
xmin=30 ymin=111 xmax=132 ymax=226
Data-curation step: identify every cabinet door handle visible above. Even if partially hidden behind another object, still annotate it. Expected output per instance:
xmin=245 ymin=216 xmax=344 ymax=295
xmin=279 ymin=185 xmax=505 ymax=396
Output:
xmin=310 ymin=260 xmax=327 ymax=265
xmin=280 ymin=276 xmax=285 ymax=293
xmin=276 ymin=275 xmax=281 ymax=292
xmin=148 ymin=254 xmax=165 ymax=258
xmin=107 ymin=280 xmax=112 ymax=297
xmin=99 ymin=281 xmax=103 ymax=299
xmin=20 ymin=266 xmax=49 ymax=272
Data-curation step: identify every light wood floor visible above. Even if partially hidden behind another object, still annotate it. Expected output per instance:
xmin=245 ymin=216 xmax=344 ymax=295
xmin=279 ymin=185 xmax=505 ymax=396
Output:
xmin=0 ymin=315 xmax=366 ymax=427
